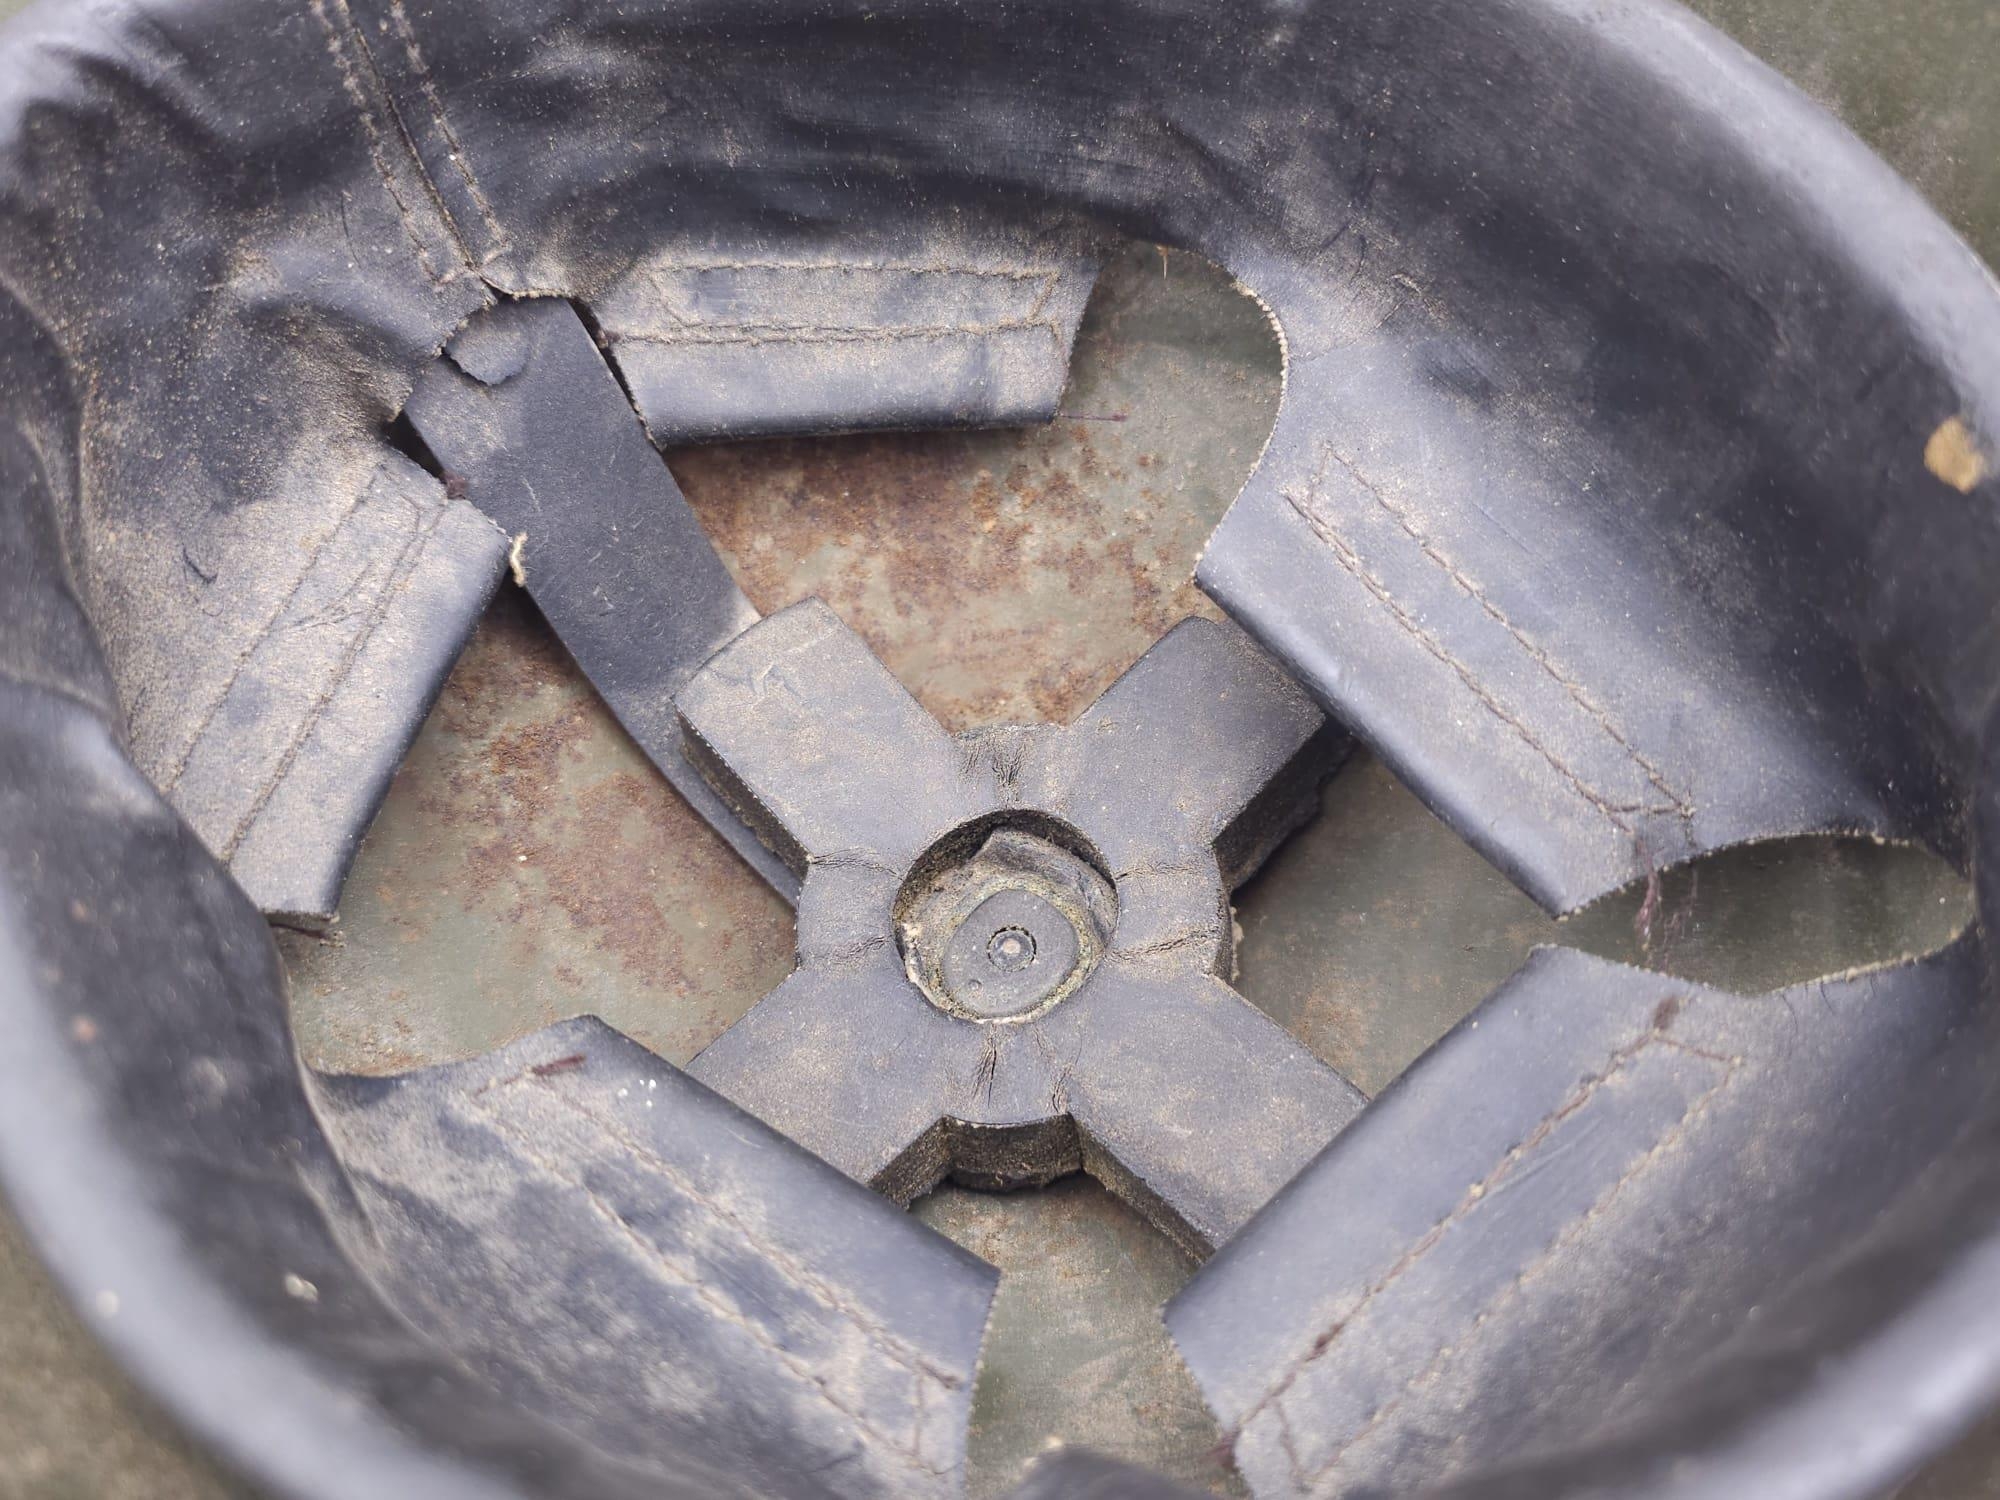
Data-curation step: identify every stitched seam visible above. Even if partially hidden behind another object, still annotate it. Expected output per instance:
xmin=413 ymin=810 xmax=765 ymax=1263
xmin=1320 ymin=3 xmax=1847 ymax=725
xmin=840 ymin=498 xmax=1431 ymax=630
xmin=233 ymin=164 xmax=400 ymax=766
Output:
xmin=1274 ymin=1401 xmax=1308 ymax=1488
xmin=335 ymin=0 xmax=479 ymax=276
xmin=612 ymin=321 xmax=1060 ymax=349
xmin=630 ymin=262 xmax=1065 ymax=348
xmin=477 ymin=1101 xmax=940 ymax=1475
xmin=466 ymin=1083 xmax=948 ymax=1474
xmin=278 ymin=522 xmax=406 ymax=633
xmin=386 ymin=0 xmax=512 ymax=260
xmin=1321 ymin=445 xmax=1693 ymax=820
xmin=159 ymin=482 xmax=376 ymax=794
xmin=1229 ymin=1019 xmax=1725 ymax=1442
xmin=489 ymin=1071 xmax=964 ymax=1391
xmin=1290 ymin=1044 xmax=1743 ymax=1493
xmin=659 ymin=260 xmax=1059 ymax=283
xmin=221 ymin=490 xmax=445 ymax=858
xmin=1281 ymin=480 xmax=1680 ymax=834
xmin=307 ymin=0 xmax=453 ymax=284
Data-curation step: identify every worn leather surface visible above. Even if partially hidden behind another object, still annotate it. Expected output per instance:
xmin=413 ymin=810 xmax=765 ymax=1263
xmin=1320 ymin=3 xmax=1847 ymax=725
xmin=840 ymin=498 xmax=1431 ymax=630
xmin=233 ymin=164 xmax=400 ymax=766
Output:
xmin=404 ymin=297 xmax=797 ymax=898
xmin=3 ymin=0 xmax=1993 ymax=920
xmin=0 ymin=0 xmax=1102 ymax=920
xmin=1193 ymin=10 xmax=2000 ymax=914
xmin=0 ymin=0 xmax=1996 ymax=1498
xmin=1169 ymin=940 xmax=1996 ymax=1499
xmin=0 ymin=674 xmax=1000 ymax=1499
xmin=317 ymin=1017 xmax=998 ymax=1498
xmin=595 ymin=237 xmax=1100 ymax=445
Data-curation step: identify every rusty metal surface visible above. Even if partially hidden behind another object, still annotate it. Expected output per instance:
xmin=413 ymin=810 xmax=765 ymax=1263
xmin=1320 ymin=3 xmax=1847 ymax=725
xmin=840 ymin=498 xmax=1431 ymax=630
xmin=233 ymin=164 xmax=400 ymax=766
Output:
xmin=916 ymin=1178 xmax=1247 ymax=1500
xmin=282 ymin=589 xmax=796 ymax=1075
xmin=277 ymin=244 xmax=1300 ymax=1495
xmin=276 ymin=240 xmax=1974 ymax=1497
xmin=284 ymin=243 xmax=1282 ymax=1079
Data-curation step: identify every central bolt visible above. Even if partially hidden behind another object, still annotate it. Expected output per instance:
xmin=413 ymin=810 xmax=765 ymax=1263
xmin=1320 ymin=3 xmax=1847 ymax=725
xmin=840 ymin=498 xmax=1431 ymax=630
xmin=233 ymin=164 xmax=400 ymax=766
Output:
xmin=986 ymin=926 xmax=1036 ymax=972
xmin=895 ymin=821 xmax=1118 ymax=1023
xmin=937 ymin=888 xmax=1077 ymax=1020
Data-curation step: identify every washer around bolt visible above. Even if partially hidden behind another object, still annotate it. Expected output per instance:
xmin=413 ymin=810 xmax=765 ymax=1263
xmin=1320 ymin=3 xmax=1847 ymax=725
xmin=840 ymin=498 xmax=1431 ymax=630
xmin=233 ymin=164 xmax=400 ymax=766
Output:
xmin=987 ymin=926 xmax=1036 ymax=971
xmin=938 ymin=889 xmax=1078 ymax=1019
xmin=897 ymin=822 xmax=1116 ymax=1024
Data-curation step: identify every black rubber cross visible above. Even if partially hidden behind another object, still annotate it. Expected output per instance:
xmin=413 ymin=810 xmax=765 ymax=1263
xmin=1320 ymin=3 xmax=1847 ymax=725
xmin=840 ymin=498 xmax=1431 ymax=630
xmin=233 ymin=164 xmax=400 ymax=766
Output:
xmin=680 ymin=599 xmax=1367 ymax=1256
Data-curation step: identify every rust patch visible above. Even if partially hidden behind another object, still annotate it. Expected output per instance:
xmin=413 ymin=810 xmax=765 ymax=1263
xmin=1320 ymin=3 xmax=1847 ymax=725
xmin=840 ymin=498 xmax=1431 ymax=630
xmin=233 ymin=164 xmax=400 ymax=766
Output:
xmin=670 ymin=426 xmax=1230 ymax=731
xmin=285 ymin=588 xmax=795 ymax=1075
xmin=423 ymin=595 xmax=574 ymax=740
xmin=667 ymin=247 xmax=1279 ymax=734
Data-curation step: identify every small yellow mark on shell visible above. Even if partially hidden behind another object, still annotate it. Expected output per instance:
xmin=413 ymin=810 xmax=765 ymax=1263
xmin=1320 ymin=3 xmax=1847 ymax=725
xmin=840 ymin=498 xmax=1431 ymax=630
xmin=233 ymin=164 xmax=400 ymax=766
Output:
xmin=1924 ymin=416 xmax=1990 ymax=494
xmin=508 ymin=532 xmax=528 ymax=587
